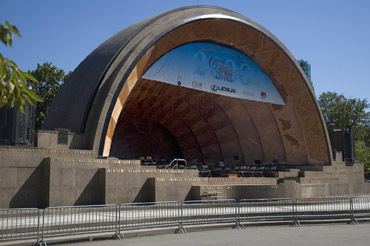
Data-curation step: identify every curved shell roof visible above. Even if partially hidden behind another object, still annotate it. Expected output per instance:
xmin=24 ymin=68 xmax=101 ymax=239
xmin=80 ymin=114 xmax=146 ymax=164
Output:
xmin=43 ymin=6 xmax=332 ymax=165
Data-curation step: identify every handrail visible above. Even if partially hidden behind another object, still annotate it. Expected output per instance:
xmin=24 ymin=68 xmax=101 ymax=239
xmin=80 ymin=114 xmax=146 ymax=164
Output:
xmin=165 ymin=158 xmax=187 ymax=169
xmin=0 ymin=196 xmax=369 ymax=244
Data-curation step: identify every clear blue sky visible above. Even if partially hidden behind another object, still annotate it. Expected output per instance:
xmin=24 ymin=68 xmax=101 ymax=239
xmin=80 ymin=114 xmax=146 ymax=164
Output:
xmin=1 ymin=0 xmax=369 ymax=102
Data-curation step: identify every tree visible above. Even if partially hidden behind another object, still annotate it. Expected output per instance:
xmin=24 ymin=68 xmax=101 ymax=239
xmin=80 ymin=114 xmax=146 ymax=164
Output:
xmin=356 ymin=141 xmax=370 ymax=176
xmin=319 ymin=91 xmax=370 ymax=175
xmin=319 ymin=91 xmax=370 ymax=141
xmin=0 ymin=21 xmax=42 ymax=112
xmin=30 ymin=62 xmax=71 ymax=129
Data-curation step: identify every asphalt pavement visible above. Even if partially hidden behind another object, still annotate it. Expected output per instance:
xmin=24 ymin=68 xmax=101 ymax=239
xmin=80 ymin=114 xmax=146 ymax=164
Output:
xmin=55 ymin=223 xmax=370 ymax=246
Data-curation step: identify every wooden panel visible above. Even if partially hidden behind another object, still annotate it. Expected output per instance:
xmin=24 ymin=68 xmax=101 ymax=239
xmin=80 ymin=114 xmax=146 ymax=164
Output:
xmin=243 ymin=100 xmax=286 ymax=163
xmin=270 ymin=102 xmax=309 ymax=164
xmin=113 ymin=80 xmax=223 ymax=162
xmin=106 ymin=18 xmax=330 ymax=164
xmin=187 ymin=91 xmax=243 ymax=164
xmin=110 ymin=118 xmax=182 ymax=159
xmin=214 ymin=95 xmax=264 ymax=164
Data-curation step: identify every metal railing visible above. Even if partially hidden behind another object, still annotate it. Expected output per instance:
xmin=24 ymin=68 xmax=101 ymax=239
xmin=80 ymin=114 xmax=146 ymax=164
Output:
xmin=1 ymin=196 xmax=370 ymax=244
xmin=0 ymin=208 xmax=41 ymax=243
xmin=239 ymin=198 xmax=296 ymax=225
xmin=41 ymin=204 xmax=121 ymax=242
xmin=119 ymin=201 xmax=182 ymax=236
xmin=165 ymin=159 xmax=187 ymax=169
xmin=351 ymin=196 xmax=370 ymax=221
xmin=294 ymin=197 xmax=355 ymax=225
xmin=181 ymin=199 xmax=238 ymax=228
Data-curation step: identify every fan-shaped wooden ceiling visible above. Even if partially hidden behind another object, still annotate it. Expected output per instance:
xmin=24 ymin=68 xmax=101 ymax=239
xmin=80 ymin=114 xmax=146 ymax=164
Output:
xmin=107 ymin=17 xmax=330 ymax=165
xmin=43 ymin=6 xmax=332 ymax=165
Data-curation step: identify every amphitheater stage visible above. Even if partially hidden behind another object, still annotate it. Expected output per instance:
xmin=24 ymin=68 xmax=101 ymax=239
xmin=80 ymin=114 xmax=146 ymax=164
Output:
xmin=1 ymin=6 xmax=369 ymax=208
xmin=1 ymin=146 xmax=369 ymax=208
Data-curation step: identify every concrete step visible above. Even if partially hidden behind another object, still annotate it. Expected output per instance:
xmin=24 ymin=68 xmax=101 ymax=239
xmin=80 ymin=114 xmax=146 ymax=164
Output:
xmin=300 ymin=171 xmax=349 ymax=178
xmin=277 ymin=169 xmax=300 ymax=178
xmin=278 ymin=177 xmax=300 ymax=183
xmin=298 ymin=176 xmax=348 ymax=184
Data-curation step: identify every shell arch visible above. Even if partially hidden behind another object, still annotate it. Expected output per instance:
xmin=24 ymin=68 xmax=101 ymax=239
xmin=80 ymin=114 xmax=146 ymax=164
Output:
xmin=43 ymin=6 xmax=332 ymax=165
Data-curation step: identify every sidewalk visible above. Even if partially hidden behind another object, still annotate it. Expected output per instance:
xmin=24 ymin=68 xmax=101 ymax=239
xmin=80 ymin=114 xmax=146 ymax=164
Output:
xmin=57 ymin=223 xmax=370 ymax=246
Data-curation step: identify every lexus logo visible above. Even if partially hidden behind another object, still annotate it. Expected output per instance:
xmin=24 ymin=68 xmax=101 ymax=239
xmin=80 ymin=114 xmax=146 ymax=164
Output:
xmin=210 ymin=85 xmax=236 ymax=93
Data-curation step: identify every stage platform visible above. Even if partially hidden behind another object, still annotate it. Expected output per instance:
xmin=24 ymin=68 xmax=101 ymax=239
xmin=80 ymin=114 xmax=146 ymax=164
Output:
xmin=1 ymin=146 xmax=369 ymax=208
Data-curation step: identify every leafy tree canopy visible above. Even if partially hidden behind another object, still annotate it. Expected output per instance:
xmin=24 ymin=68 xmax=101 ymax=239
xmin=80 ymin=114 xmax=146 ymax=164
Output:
xmin=357 ymin=141 xmax=370 ymax=176
xmin=0 ymin=21 xmax=42 ymax=112
xmin=30 ymin=62 xmax=71 ymax=129
xmin=319 ymin=91 xmax=370 ymax=142
xmin=319 ymin=91 xmax=370 ymax=175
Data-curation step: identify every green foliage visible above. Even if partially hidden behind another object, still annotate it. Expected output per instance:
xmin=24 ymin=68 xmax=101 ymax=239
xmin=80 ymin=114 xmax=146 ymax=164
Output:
xmin=356 ymin=141 xmax=370 ymax=175
xmin=0 ymin=21 xmax=42 ymax=112
xmin=319 ymin=91 xmax=370 ymax=175
xmin=319 ymin=91 xmax=370 ymax=141
xmin=30 ymin=62 xmax=71 ymax=129
xmin=0 ymin=21 xmax=21 ymax=46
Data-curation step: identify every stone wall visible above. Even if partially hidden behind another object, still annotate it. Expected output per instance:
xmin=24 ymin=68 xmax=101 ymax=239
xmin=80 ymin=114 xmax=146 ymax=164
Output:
xmin=0 ymin=147 xmax=53 ymax=208
xmin=104 ymin=168 xmax=199 ymax=204
xmin=0 ymin=147 xmax=369 ymax=208
xmin=37 ymin=130 xmax=83 ymax=150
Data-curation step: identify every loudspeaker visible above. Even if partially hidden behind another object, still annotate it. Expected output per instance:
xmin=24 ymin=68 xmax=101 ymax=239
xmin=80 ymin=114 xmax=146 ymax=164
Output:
xmin=0 ymin=102 xmax=35 ymax=146
xmin=330 ymin=129 xmax=344 ymax=151
xmin=329 ymin=127 xmax=355 ymax=162
xmin=343 ymin=127 xmax=355 ymax=162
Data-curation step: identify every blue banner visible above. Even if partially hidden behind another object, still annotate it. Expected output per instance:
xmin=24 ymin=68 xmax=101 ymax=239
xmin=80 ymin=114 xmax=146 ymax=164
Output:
xmin=142 ymin=42 xmax=284 ymax=105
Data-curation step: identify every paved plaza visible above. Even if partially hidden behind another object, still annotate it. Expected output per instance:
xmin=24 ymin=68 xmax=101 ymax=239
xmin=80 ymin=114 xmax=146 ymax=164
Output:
xmin=58 ymin=223 xmax=370 ymax=246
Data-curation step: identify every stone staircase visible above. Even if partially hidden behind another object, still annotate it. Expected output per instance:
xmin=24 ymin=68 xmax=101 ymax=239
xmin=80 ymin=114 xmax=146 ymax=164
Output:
xmin=277 ymin=168 xmax=301 ymax=183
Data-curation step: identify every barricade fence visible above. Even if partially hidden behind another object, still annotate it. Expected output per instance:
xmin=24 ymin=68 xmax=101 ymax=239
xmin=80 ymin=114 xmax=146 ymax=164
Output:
xmin=181 ymin=199 xmax=238 ymax=228
xmin=239 ymin=198 xmax=296 ymax=225
xmin=294 ymin=197 xmax=354 ymax=225
xmin=0 ymin=208 xmax=40 ymax=243
xmin=1 ymin=196 xmax=370 ymax=244
xmin=352 ymin=196 xmax=370 ymax=221
xmin=119 ymin=201 xmax=182 ymax=235
xmin=41 ymin=204 xmax=120 ymax=243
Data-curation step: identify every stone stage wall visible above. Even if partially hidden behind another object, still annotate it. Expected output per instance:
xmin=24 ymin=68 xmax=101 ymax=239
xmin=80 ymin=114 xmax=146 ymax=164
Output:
xmin=0 ymin=147 xmax=369 ymax=208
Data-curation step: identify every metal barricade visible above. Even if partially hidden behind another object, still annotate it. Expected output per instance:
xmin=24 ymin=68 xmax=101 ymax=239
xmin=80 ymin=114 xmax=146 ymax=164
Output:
xmin=119 ymin=201 xmax=182 ymax=235
xmin=3 ymin=196 xmax=370 ymax=243
xmin=239 ymin=198 xmax=296 ymax=226
xmin=294 ymin=197 xmax=354 ymax=224
xmin=41 ymin=204 xmax=120 ymax=242
xmin=181 ymin=199 xmax=238 ymax=229
xmin=351 ymin=196 xmax=370 ymax=222
xmin=0 ymin=208 xmax=41 ymax=244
